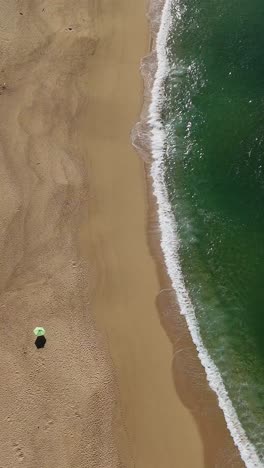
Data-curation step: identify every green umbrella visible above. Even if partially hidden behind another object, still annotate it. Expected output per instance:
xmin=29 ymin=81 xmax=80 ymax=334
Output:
xmin=33 ymin=327 xmax=46 ymax=337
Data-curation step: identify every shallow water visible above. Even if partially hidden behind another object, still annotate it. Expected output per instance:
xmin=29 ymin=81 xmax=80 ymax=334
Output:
xmin=162 ymin=0 xmax=264 ymax=460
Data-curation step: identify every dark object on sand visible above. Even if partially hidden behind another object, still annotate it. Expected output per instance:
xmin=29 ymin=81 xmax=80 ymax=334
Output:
xmin=35 ymin=336 xmax=46 ymax=349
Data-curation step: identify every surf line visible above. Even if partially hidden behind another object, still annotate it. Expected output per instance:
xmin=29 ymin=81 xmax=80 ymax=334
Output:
xmin=148 ymin=0 xmax=262 ymax=466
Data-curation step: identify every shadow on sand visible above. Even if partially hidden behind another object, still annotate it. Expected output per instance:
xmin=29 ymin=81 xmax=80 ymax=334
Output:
xmin=35 ymin=336 xmax=46 ymax=349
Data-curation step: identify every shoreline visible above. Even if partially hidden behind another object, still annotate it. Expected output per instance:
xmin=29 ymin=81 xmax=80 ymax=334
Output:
xmin=137 ymin=1 xmax=257 ymax=467
xmin=79 ymin=0 xmax=206 ymax=466
xmin=0 ymin=1 xmax=251 ymax=467
xmin=0 ymin=1 xmax=252 ymax=467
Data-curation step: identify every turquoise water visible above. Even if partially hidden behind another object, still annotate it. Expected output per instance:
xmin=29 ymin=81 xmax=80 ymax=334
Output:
xmin=163 ymin=0 xmax=264 ymax=459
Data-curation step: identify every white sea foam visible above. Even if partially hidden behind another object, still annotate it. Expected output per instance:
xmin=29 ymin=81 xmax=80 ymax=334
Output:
xmin=149 ymin=1 xmax=263 ymax=466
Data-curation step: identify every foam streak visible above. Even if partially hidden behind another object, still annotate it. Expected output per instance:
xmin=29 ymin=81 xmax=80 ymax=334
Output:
xmin=149 ymin=1 xmax=263 ymax=466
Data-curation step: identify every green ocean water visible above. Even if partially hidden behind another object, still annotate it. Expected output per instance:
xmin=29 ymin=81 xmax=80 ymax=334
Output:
xmin=164 ymin=0 xmax=264 ymax=457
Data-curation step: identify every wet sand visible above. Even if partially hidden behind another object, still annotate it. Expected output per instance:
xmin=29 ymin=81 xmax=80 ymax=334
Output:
xmin=134 ymin=3 xmax=245 ymax=466
xmin=0 ymin=1 xmax=243 ymax=467
xmin=79 ymin=1 xmax=204 ymax=467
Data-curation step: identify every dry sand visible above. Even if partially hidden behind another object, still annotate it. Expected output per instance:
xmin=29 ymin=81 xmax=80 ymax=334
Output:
xmin=0 ymin=1 xmax=243 ymax=468
xmin=0 ymin=1 xmax=119 ymax=467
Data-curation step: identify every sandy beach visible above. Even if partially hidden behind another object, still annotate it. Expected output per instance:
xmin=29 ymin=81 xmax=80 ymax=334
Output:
xmin=0 ymin=1 xmax=244 ymax=467
xmin=78 ymin=0 xmax=206 ymax=463
xmin=79 ymin=0 xmax=244 ymax=466
xmin=0 ymin=1 xmax=119 ymax=467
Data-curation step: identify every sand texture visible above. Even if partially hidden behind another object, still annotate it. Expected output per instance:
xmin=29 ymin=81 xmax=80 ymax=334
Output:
xmin=0 ymin=1 xmax=243 ymax=468
xmin=0 ymin=1 xmax=119 ymax=467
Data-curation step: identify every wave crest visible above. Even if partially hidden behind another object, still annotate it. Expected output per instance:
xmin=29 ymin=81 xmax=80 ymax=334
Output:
xmin=148 ymin=0 xmax=263 ymax=467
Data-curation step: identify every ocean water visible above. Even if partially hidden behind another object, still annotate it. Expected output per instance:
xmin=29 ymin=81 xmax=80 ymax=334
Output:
xmin=150 ymin=0 xmax=264 ymax=466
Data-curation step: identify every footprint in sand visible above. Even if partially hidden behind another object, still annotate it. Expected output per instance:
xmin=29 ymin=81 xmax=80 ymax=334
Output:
xmin=13 ymin=443 xmax=24 ymax=461
xmin=44 ymin=419 xmax=54 ymax=431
